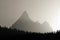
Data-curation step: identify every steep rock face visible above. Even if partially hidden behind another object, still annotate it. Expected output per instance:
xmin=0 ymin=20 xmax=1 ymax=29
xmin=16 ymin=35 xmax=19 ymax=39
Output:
xmin=11 ymin=11 xmax=53 ymax=33
xmin=11 ymin=11 xmax=35 ymax=31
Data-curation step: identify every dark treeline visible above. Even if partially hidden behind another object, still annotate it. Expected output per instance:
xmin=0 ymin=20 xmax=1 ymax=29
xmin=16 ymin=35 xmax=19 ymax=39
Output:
xmin=0 ymin=25 xmax=60 ymax=40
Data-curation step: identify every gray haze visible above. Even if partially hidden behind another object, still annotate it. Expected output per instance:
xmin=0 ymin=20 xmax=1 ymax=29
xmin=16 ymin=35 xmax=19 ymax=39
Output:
xmin=0 ymin=0 xmax=60 ymax=31
xmin=11 ymin=11 xmax=53 ymax=33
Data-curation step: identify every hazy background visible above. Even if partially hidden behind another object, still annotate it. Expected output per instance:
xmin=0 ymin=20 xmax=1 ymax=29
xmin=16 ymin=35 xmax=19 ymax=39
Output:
xmin=0 ymin=0 xmax=60 ymax=31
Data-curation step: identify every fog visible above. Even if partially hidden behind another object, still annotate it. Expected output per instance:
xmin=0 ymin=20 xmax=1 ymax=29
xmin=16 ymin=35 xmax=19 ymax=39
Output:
xmin=0 ymin=0 xmax=60 ymax=31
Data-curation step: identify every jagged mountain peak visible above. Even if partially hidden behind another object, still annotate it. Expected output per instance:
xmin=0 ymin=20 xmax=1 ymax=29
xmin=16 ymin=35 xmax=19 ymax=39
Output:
xmin=19 ymin=11 xmax=31 ymax=21
xmin=21 ymin=11 xmax=29 ymax=18
xmin=11 ymin=11 xmax=53 ymax=33
xmin=22 ymin=11 xmax=28 ymax=15
xmin=43 ymin=21 xmax=50 ymax=26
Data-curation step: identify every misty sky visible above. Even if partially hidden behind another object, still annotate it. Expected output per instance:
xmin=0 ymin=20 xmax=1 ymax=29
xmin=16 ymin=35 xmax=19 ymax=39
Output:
xmin=0 ymin=0 xmax=60 ymax=31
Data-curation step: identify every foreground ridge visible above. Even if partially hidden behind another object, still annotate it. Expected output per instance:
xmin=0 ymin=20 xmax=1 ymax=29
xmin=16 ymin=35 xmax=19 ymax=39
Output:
xmin=0 ymin=26 xmax=60 ymax=40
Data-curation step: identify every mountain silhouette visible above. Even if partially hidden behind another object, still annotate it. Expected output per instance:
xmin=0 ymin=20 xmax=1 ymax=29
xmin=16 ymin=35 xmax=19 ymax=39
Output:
xmin=11 ymin=11 xmax=53 ymax=33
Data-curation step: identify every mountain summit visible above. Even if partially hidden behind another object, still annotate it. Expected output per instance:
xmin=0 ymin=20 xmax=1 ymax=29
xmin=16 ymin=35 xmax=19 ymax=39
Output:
xmin=11 ymin=11 xmax=53 ymax=33
xmin=20 ymin=11 xmax=29 ymax=20
xmin=19 ymin=11 xmax=32 ymax=22
xmin=21 ymin=11 xmax=28 ymax=18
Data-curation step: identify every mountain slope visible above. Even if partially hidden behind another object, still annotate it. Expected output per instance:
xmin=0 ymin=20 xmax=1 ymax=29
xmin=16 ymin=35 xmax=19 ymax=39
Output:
xmin=11 ymin=11 xmax=53 ymax=33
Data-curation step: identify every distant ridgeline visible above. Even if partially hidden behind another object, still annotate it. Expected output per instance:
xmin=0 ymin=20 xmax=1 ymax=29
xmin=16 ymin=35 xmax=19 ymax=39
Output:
xmin=11 ymin=11 xmax=53 ymax=33
xmin=0 ymin=25 xmax=60 ymax=40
